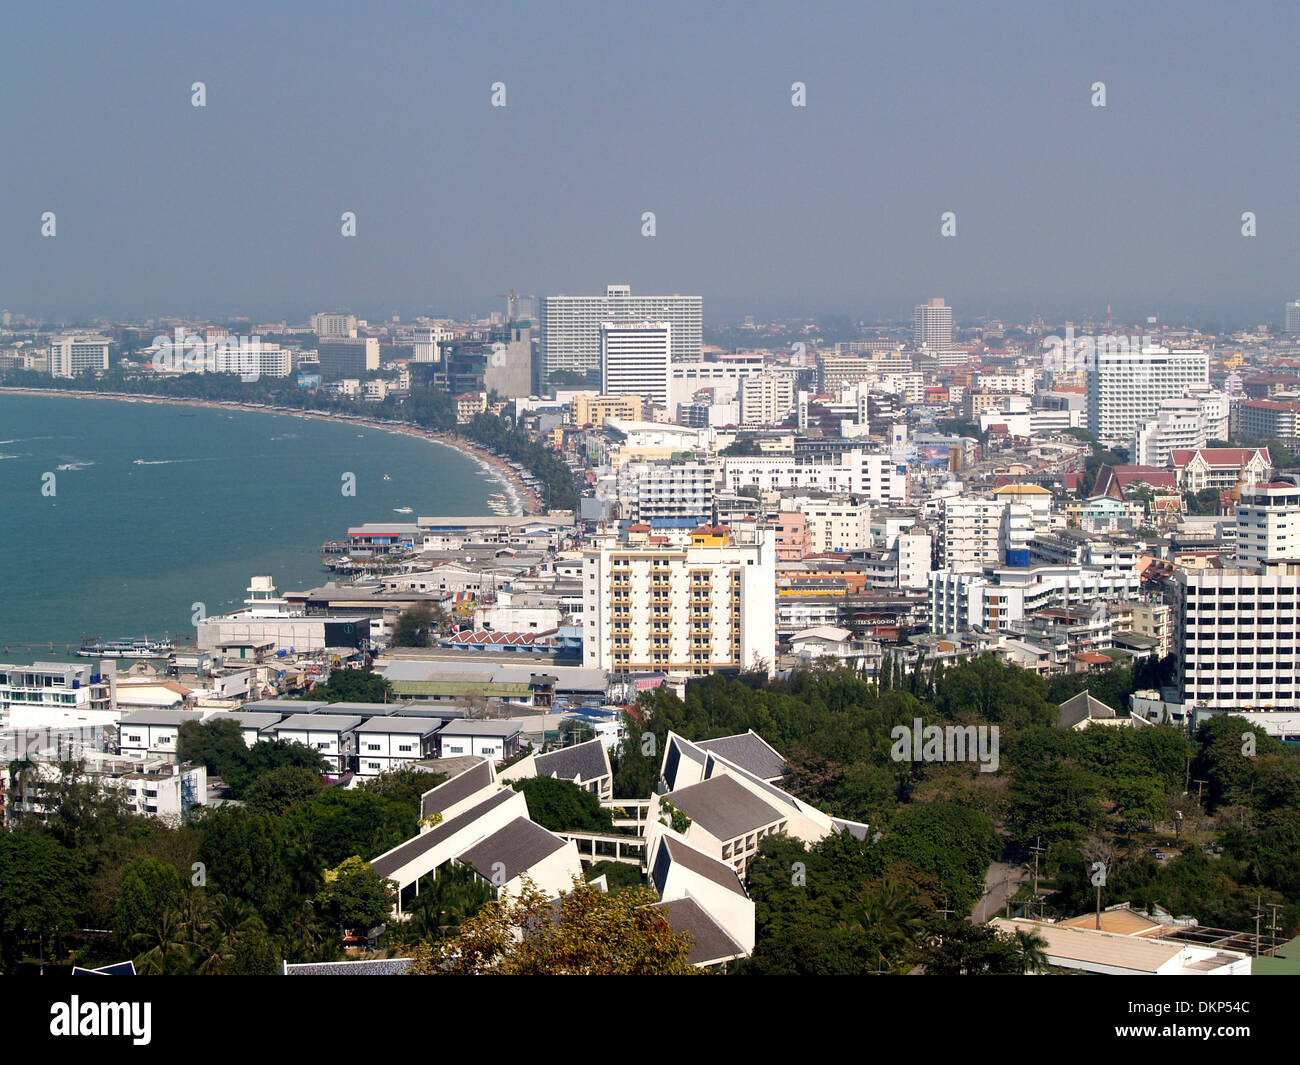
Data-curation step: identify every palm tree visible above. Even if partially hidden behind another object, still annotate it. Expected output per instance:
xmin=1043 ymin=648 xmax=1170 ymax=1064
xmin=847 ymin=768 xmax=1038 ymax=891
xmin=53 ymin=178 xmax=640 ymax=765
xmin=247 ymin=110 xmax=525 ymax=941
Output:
xmin=1014 ymin=927 xmax=1050 ymax=974
xmin=130 ymin=907 xmax=194 ymax=975
xmin=842 ymin=879 xmax=926 ymax=970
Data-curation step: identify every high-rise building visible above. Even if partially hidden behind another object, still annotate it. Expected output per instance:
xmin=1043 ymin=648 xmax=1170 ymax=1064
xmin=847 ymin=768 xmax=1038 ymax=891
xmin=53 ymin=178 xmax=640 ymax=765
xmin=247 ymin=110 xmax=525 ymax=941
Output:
xmin=601 ymin=322 xmax=671 ymax=409
xmin=48 ymin=335 xmax=111 ymax=377
xmin=1085 ymin=347 xmax=1209 ymax=444
xmin=1286 ymin=300 xmax=1300 ymax=336
xmin=582 ymin=526 xmax=776 ymax=677
xmin=1235 ymin=481 xmax=1300 ymax=566
xmin=542 ymin=285 xmax=701 ymax=385
xmin=1174 ymin=561 xmax=1300 ymax=715
xmin=739 ymin=371 xmax=796 ymax=426
xmin=412 ymin=324 xmax=452 ymax=363
xmin=312 ymin=312 xmax=358 ymax=339
xmin=914 ymin=298 xmax=953 ymax=349
xmin=317 ymin=337 xmax=380 ymax=378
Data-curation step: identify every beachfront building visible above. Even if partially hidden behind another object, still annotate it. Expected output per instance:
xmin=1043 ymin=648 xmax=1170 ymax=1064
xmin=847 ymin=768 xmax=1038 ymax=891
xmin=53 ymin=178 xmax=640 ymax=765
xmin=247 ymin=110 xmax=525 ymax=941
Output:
xmin=0 ymin=661 xmax=115 ymax=730
xmin=48 ymin=334 xmax=111 ymax=377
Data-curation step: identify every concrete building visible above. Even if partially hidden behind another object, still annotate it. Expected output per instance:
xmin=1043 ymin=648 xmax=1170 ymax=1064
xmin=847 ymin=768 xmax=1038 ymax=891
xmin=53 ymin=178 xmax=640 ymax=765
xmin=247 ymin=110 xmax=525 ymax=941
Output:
xmin=582 ymin=526 xmax=777 ymax=677
xmin=739 ymin=372 xmax=796 ymax=426
xmin=600 ymin=321 xmax=671 ymax=410
xmin=48 ymin=334 xmax=111 ymax=377
xmin=0 ymin=661 xmax=114 ymax=730
xmin=722 ymin=449 xmax=906 ymax=505
xmin=542 ymin=285 xmax=701 ymax=384
xmin=317 ymin=337 xmax=380 ymax=378
xmin=914 ymin=298 xmax=953 ymax=349
xmin=1086 ymin=347 xmax=1209 ymax=444
xmin=1235 ymin=481 xmax=1300 ymax=566
xmin=312 ymin=312 xmax=358 ymax=338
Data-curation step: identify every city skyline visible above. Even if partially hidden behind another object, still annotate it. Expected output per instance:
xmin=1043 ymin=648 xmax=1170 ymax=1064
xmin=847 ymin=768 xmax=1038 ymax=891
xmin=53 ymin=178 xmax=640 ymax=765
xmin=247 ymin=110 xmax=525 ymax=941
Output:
xmin=4 ymin=2 xmax=1300 ymax=325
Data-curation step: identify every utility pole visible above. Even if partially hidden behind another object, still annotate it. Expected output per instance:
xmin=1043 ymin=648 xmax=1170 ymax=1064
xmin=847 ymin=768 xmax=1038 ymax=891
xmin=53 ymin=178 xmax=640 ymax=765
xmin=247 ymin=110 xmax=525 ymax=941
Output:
xmin=1254 ymin=897 xmax=1263 ymax=957
xmin=1028 ymin=835 xmax=1046 ymax=919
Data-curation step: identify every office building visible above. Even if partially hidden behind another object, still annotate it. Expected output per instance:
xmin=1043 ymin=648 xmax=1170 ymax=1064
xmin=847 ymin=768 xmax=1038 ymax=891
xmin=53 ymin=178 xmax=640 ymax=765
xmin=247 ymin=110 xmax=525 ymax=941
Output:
xmin=1235 ymin=481 xmax=1300 ymax=566
xmin=1287 ymin=300 xmax=1300 ymax=337
xmin=317 ymin=337 xmax=380 ymax=378
xmin=48 ymin=335 xmax=111 ymax=377
xmin=311 ymin=313 xmax=358 ymax=338
xmin=542 ymin=285 xmax=701 ymax=384
xmin=740 ymin=372 xmax=796 ymax=426
xmin=601 ymin=322 xmax=671 ymax=409
xmin=914 ymin=298 xmax=953 ymax=349
xmin=1085 ymin=347 xmax=1209 ymax=444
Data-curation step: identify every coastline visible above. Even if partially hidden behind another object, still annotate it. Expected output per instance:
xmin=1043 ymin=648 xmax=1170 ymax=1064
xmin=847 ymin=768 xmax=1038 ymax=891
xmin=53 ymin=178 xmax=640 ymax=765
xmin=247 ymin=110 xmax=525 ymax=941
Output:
xmin=0 ymin=386 xmax=542 ymax=516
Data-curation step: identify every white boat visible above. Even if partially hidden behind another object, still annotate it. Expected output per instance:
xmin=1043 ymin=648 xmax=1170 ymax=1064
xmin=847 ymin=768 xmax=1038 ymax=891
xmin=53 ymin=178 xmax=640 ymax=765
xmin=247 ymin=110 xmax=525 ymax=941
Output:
xmin=393 ymin=506 xmax=413 ymax=514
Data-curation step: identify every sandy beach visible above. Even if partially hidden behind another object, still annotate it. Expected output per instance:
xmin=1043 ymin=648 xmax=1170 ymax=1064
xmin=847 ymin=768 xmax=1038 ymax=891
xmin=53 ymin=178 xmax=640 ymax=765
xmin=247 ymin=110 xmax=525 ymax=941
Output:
xmin=0 ymin=387 xmax=543 ymax=515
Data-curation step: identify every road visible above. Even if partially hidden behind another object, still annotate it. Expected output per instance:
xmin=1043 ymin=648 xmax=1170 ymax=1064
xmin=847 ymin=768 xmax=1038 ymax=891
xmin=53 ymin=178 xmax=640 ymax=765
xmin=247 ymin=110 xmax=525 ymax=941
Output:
xmin=971 ymin=861 xmax=1027 ymax=924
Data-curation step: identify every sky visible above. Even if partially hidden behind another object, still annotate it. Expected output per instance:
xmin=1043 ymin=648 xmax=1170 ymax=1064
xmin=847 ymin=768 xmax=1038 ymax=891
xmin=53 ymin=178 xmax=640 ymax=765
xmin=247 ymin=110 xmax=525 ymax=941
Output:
xmin=2 ymin=0 xmax=1298 ymax=328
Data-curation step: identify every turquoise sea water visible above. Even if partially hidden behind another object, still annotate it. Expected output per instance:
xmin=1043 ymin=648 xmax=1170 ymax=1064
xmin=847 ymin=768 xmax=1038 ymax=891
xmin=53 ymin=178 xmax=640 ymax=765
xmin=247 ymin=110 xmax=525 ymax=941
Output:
xmin=0 ymin=394 xmax=499 ymax=658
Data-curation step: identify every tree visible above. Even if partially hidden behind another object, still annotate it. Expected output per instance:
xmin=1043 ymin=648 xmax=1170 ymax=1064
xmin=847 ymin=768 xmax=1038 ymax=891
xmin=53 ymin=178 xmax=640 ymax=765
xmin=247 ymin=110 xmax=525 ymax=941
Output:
xmin=918 ymin=919 xmax=1024 ymax=975
xmin=284 ymin=788 xmax=417 ymax=870
xmin=313 ymin=667 xmax=393 ymax=704
xmin=243 ymin=766 xmax=326 ymax=817
xmin=115 ymin=857 xmax=184 ymax=943
xmin=358 ymin=767 xmax=447 ymax=819
xmin=509 ymin=777 xmax=614 ymax=834
xmin=316 ymin=857 xmax=396 ymax=935
xmin=393 ymin=602 xmax=440 ymax=648
xmin=0 ymin=832 xmax=85 ymax=973
xmin=410 ymin=876 xmax=698 ymax=975
xmin=195 ymin=807 xmax=291 ymax=916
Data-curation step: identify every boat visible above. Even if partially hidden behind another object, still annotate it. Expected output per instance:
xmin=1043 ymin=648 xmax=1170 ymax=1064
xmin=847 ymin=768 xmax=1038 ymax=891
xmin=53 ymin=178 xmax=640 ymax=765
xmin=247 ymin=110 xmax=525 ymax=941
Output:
xmin=393 ymin=506 xmax=413 ymax=514
xmin=78 ymin=637 xmax=175 ymax=659
xmin=382 ymin=474 xmax=392 ymax=481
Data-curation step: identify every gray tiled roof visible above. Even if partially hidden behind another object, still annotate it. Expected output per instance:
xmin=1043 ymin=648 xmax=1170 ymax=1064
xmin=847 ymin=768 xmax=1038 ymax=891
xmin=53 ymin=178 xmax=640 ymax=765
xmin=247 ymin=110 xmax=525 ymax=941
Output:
xmin=651 ymin=836 xmax=746 ymax=898
xmin=283 ymin=958 xmax=412 ymax=976
xmin=649 ymin=897 xmax=747 ymax=966
xmin=370 ymin=789 xmax=513 ymax=878
xmin=533 ymin=738 xmax=611 ymax=784
xmin=696 ymin=731 xmax=788 ymax=781
xmin=1058 ymin=690 xmax=1117 ymax=729
xmin=664 ymin=774 xmax=784 ymax=842
xmin=420 ymin=761 xmax=493 ymax=819
xmin=456 ymin=817 xmax=566 ymax=883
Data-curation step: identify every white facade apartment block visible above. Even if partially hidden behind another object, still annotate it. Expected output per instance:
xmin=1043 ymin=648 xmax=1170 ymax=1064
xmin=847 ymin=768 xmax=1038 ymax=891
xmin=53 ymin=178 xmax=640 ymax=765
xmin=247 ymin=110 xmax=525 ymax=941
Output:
xmin=412 ymin=324 xmax=453 ymax=363
xmin=897 ymin=530 xmax=933 ymax=590
xmin=0 ymin=662 xmax=114 ymax=730
xmin=1235 ymin=482 xmax=1300 ymax=567
xmin=582 ymin=532 xmax=777 ymax=677
xmin=601 ymin=321 xmax=671 ymax=409
xmin=941 ymin=497 xmax=1017 ymax=571
xmin=782 ymin=495 xmax=871 ymax=554
xmin=914 ymin=298 xmax=953 ymax=349
xmin=1086 ymin=347 xmax=1209 ymax=443
xmin=543 ymin=285 xmax=702 ymax=380
xmin=722 ymin=449 xmax=906 ymax=505
xmin=48 ymin=335 xmax=111 ymax=377
xmin=311 ymin=313 xmax=358 ymax=338
xmin=1175 ymin=562 xmax=1300 ymax=713
xmin=1131 ymin=397 xmax=1209 ymax=467
xmin=739 ymin=372 xmax=796 ymax=426
xmin=621 ymin=461 xmax=717 ymax=528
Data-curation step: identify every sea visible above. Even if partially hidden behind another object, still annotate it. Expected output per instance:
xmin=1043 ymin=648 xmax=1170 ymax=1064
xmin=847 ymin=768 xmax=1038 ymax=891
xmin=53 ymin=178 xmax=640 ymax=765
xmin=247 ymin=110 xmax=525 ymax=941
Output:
xmin=0 ymin=393 xmax=503 ymax=660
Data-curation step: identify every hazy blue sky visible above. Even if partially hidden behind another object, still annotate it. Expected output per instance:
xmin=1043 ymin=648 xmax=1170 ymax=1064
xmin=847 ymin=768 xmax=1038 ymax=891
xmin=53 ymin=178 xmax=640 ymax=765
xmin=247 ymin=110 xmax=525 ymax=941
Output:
xmin=3 ymin=0 xmax=1297 ymax=326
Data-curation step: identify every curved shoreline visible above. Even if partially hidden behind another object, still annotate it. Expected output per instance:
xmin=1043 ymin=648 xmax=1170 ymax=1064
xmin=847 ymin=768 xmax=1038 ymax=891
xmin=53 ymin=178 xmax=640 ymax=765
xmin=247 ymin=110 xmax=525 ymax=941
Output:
xmin=0 ymin=386 xmax=542 ymax=516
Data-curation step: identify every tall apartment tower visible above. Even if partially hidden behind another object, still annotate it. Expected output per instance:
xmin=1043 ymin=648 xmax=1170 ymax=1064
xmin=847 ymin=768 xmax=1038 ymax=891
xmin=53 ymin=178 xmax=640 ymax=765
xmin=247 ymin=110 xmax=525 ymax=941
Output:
xmin=914 ymin=298 xmax=953 ymax=349
xmin=542 ymin=285 xmax=701 ymax=385
xmin=582 ymin=527 xmax=776 ymax=677
xmin=601 ymin=322 xmax=671 ymax=410
xmin=1235 ymin=481 xmax=1300 ymax=566
xmin=1085 ymin=346 xmax=1209 ymax=444
xmin=48 ymin=335 xmax=111 ymax=377
xmin=1286 ymin=300 xmax=1300 ymax=336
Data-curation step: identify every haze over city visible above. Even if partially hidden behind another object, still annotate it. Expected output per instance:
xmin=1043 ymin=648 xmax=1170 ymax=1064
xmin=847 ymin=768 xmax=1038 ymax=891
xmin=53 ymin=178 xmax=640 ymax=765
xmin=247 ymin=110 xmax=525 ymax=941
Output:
xmin=4 ymin=0 xmax=1300 ymax=325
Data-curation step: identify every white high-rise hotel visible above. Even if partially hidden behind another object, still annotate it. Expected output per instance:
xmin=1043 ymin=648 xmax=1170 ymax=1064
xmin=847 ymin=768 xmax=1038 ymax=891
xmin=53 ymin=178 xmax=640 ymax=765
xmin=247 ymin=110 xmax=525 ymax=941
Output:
xmin=542 ymin=285 xmax=701 ymax=383
xmin=48 ymin=335 xmax=111 ymax=377
xmin=1086 ymin=346 xmax=1209 ymax=444
xmin=914 ymin=298 xmax=953 ymax=349
xmin=601 ymin=322 xmax=671 ymax=409
xmin=582 ymin=528 xmax=776 ymax=677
